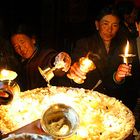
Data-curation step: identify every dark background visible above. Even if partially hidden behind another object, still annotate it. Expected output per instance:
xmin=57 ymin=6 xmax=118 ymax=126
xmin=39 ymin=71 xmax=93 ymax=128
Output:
xmin=0 ymin=0 xmax=139 ymax=51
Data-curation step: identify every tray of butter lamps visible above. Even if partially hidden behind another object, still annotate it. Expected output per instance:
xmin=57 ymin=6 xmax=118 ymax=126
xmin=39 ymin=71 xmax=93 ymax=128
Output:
xmin=0 ymin=86 xmax=135 ymax=140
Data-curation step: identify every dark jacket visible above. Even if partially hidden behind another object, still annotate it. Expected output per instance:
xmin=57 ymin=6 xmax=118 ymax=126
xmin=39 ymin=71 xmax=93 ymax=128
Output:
xmin=71 ymin=32 xmax=126 ymax=93
xmin=19 ymin=48 xmax=58 ymax=91
xmin=56 ymin=31 xmax=139 ymax=110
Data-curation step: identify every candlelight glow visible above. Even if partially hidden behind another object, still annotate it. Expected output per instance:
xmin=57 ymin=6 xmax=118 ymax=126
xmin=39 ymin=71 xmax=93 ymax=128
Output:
xmin=0 ymin=69 xmax=17 ymax=81
xmin=124 ymin=40 xmax=129 ymax=56
xmin=1 ymin=69 xmax=9 ymax=77
xmin=120 ymin=40 xmax=136 ymax=65
xmin=47 ymin=93 xmax=76 ymax=106
xmin=0 ymin=69 xmax=20 ymax=95
xmin=81 ymin=58 xmax=92 ymax=67
xmin=79 ymin=57 xmax=95 ymax=73
xmin=67 ymin=53 xmax=96 ymax=84
xmin=0 ymin=86 xmax=135 ymax=140
xmin=119 ymin=40 xmax=136 ymax=68
xmin=124 ymin=40 xmax=130 ymax=64
xmin=77 ymin=127 xmax=88 ymax=138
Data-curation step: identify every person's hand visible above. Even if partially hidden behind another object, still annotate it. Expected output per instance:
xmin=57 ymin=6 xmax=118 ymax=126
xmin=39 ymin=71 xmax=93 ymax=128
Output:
xmin=115 ymin=64 xmax=132 ymax=82
xmin=67 ymin=62 xmax=87 ymax=83
xmin=54 ymin=52 xmax=71 ymax=72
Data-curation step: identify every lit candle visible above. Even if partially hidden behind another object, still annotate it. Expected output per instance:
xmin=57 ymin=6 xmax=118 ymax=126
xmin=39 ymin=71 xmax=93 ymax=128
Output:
xmin=1 ymin=69 xmax=9 ymax=77
xmin=79 ymin=57 xmax=95 ymax=73
xmin=0 ymin=69 xmax=17 ymax=81
xmin=67 ymin=56 xmax=96 ymax=84
xmin=123 ymin=40 xmax=129 ymax=64
xmin=0 ymin=69 xmax=20 ymax=94
xmin=119 ymin=40 xmax=136 ymax=65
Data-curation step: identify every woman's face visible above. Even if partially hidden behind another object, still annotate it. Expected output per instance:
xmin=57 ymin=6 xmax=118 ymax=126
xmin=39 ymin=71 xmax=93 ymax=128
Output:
xmin=11 ymin=34 xmax=36 ymax=59
xmin=95 ymin=14 xmax=120 ymax=44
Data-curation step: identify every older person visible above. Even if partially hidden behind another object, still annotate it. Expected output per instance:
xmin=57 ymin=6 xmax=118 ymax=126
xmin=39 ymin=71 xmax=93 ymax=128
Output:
xmin=10 ymin=24 xmax=71 ymax=91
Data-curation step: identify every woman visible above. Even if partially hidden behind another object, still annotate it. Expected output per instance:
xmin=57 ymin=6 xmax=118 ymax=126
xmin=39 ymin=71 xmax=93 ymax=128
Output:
xmin=10 ymin=24 xmax=71 ymax=91
xmin=134 ymin=9 xmax=140 ymax=131
xmin=66 ymin=5 xmax=138 ymax=110
xmin=135 ymin=9 xmax=140 ymax=62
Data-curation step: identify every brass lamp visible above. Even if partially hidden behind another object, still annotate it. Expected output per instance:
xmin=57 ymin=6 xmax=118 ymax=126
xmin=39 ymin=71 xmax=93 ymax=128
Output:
xmin=0 ymin=69 xmax=20 ymax=105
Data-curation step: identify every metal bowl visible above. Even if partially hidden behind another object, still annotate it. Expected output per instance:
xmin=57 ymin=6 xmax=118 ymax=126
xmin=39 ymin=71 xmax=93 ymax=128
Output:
xmin=0 ymin=88 xmax=13 ymax=105
xmin=40 ymin=103 xmax=79 ymax=139
xmin=0 ymin=80 xmax=20 ymax=94
xmin=0 ymin=80 xmax=20 ymax=105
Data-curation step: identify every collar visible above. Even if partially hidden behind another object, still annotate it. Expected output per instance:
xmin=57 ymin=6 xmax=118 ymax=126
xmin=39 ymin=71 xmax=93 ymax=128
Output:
xmin=22 ymin=47 xmax=38 ymax=63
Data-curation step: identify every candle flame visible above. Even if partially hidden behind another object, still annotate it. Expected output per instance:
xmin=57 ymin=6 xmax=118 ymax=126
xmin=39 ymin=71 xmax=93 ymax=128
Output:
xmin=123 ymin=40 xmax=130 ymax=64
xmin=81 ymin=58 xmax=92 ymax=67
xmin=80 ymin=57 xmax=95 ymax=73
xmin=0 ymin=69 xmax=17 ymax=81
xmin=1 ymin=69 xmax=9 ymax=77
xmin=124 ymin=40 xmax=129 ymax=56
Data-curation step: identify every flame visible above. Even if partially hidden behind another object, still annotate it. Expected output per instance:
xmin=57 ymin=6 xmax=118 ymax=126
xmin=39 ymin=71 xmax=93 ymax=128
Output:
xmin=124 ymin=40 xmax=129 ymax=56
xmin=123 ymin=41 xmax=130 ymax=64
xmin=80 ymin=57 xmax=95 ymax=72
xmin=1 ymin=69 xmax=9 ymax=77
xmin=81 ymin=58 xmax=92 ymax=67
xmin=0 ymin=69 xmax=17 ymax=81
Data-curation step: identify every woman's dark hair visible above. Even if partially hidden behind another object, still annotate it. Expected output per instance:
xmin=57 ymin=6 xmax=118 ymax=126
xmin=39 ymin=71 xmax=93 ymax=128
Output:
xmin=95 ymin=5 xmax=120 ymax=21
